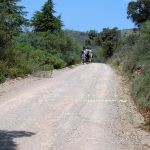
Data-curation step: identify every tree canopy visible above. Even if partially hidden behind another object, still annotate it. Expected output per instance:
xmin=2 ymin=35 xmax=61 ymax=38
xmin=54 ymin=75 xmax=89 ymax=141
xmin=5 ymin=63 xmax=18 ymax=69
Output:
xmin=31 ymin=0 xmax=63 ymax=32
xmin=0 ymin=0 xmax=28 ymax=58
xmin=127 ymin=0 xmax=150 ymax=26
xmin=94 ymin=28 xmax=119 ymax=58
xmin=88 ymin=30 xmax=98 ymax=40
xmin=0 ymin=0 xmax=28 ymax=55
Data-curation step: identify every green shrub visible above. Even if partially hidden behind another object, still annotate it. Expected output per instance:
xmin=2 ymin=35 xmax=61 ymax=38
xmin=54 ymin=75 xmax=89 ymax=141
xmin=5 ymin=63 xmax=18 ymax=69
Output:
xmin=15 ymin=31 xmax=81 ymax=66
xmin=40 ymin=64 xmax=54 ymax=71
xmin=0 ymin=61 xmax=8 ymax=83
xmin=0 ymin=30 xmax=81 ymax=84
xmin=122 ymin=59 xmax=136 ymax=76
xmin=8 ymin=67 xmax=24 ymax=78
xmin=132 ymin=69 xmax=150 ymax=106
xmin=46 ymin=54 xmax=66 ymax=69
xmin=109 ymin=21 xmax=150 ymax=108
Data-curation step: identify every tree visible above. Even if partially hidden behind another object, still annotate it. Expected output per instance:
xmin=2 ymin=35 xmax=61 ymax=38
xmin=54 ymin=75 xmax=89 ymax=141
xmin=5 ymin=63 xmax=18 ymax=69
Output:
xmin=85 ymin=39 xmax=91 ymax=46
xmin=0 ymin=0 xmax=28 ymax=58
xmin=127 ymin=0 xmax=150 ymax=26
xmin=31 ymin=0 xmax=63 ymax=32
xmin=97 ymin=28 xmax=119 ymax=58
xmin=88 ymin=30 xmax=98 ymax=40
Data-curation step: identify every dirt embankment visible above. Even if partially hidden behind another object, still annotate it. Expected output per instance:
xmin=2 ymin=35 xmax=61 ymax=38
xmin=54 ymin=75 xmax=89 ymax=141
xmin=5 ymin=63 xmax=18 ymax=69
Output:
xmin=109 ymin=62 xmax=150 ymax=127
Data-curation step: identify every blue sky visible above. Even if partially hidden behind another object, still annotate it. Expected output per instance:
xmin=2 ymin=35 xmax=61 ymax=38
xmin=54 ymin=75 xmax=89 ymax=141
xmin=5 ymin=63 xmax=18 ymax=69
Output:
xmin=20 ymin=0 xmax=135 ymax=32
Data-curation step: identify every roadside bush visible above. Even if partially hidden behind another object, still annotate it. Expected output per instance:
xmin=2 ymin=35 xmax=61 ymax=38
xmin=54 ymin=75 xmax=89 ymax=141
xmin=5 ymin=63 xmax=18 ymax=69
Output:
xmin=122 ymin=59 xmax=136 ymax=76
xmin=0 ymin=61 xmax=9 ymax=83
xmin=8 ymin=67 xmax=24 ymax=78
xmin=109 ymin=21 xmax=150 ymax=109
xmin=40 ymin=64 xmax=54 ymax=71
xmin=132 ymin=69 xmax=150 ymax=106
xmin=15 ymin=31 xmax=81 ymax=66
xmin=93 ymin=47 xmax=106 ymax=63
xmin=46 ymin=54 xmax=67 ymax=69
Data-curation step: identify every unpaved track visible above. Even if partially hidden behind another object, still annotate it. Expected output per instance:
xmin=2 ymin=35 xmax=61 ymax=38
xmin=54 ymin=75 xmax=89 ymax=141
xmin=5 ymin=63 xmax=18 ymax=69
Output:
xmin=0 ymin=63 xmax=148 ymax=150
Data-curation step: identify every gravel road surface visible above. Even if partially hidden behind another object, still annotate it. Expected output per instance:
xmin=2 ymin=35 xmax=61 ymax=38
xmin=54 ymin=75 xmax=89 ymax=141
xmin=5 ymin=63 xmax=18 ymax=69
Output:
xmin=0 ymin=63 xmax=149 ymax=150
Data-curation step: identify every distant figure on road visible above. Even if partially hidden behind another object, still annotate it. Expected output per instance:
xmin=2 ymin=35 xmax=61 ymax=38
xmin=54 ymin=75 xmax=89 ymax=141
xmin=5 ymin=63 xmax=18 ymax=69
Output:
xmin=81 ymin=47 xmax=93 ymax=64
xmin=86 ymin=47 xmax=93 ymax=63
xmin=89 ymin=48 xmax=93 ymax=63
xmin=81 ymin=47 xmax=87 ymax=64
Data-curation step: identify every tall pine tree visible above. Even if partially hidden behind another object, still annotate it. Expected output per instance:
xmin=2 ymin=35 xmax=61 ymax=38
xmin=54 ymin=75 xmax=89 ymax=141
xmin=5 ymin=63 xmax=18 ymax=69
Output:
xmin=31 ymin=0 xmax=63 ymax=32
xmin=0 ymin=0 xmax=28 ymax=57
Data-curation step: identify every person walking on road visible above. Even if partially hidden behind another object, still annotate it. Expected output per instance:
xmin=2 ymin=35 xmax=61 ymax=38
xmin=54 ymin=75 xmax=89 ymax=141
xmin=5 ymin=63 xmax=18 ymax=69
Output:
xmin=81 ymin=47 xmax=87 ymax=64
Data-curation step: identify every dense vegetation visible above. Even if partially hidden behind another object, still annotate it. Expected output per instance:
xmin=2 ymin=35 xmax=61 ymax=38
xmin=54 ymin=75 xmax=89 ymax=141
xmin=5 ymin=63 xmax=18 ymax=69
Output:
xmin=84 ymin=28 xmax=120 ymax=63
xmin=110 ymin=21 xmax=150 ymax=106
xmin=0 ymin=0 xmax=81 ymax=83
xmin=127 ymin=0 xmax=150 ymax=26
xmin=31 ymin=0 xmax=63 ymax=32
xmin=64 ymin=30 xmax=89 ymax=46
xmin=109 ymin=21 xmax=150 ymax=123
xmin=111 ymin=0 xmax=150 ymax=110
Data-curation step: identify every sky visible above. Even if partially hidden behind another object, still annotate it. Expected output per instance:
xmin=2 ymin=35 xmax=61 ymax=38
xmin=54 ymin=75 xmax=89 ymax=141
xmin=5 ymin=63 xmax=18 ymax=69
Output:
xmin=19 ymin=0 xmax=135 ymax=32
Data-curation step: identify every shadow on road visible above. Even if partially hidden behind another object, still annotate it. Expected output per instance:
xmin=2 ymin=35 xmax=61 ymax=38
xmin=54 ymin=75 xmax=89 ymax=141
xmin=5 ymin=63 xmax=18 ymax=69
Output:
xmin=0 ymin=130 xmax=35 ymax=150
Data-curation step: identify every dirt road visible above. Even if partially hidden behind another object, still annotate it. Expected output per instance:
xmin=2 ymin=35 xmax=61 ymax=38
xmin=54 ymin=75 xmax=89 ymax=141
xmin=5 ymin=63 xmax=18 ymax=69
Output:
xmin=0 ymin=63 xmax=149 ymax=150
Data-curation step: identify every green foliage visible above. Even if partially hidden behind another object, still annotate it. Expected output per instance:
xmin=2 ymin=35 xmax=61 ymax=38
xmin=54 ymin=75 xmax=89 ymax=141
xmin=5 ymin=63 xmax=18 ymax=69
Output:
xmin=0 ymin=61 xmax=9 ymax=82
xmin=14 ymin=43 xmax=67 ymax=70
xmin=31 ymin=0 xmax=63 ymax=32
xmin=40 ymin=64 xmax=53 ymax=71
xmin=0 ymin=48 xmax=32 ymax=82
xmin=88 ymin=30 xmax=98 ymax=40
xmin=84 ymin=28 xmax=120 ymax=62
xmin=49 ymin=55 xmax=66 ymax=69
xmin=127 ymin=0 xmax=150 ymax=26
xmin=84 ymin=32 xmax=98 ymax=47
xmin=15 ymin=31 xmax=81 ymax=66
xmin=0 ymin=30 xmax=81 ymax=83
xmin=93 ymin=50 xmax=106 ymax=62
xmin=0 ymin=0 xmax=82 ymax=84
xmin=132 ymin=69 xmax=150 ymax=106
xmin=139 ymin=20 xmax=150 ymax=40
xmin=96 ymin=28 xmax=120 ymax=59
xmin=85 ymin=39 xmax=92 ymax=46
xmin=64 ymin=30 xmax=89 ymax=46
xmin=123 ymin=34 xmax=138 ymax=46
xmin=0 ymin=0 xmax=28 ymax=58
xmin=110 ymin=21 xmax=150 ymax=107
